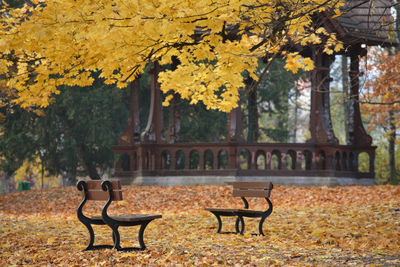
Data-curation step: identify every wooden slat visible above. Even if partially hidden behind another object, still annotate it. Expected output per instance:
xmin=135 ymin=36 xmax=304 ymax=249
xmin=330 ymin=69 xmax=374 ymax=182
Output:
xmin=204 ymin=208 xmax=238 ymax=213
xmin=233 ymin=181 xmax=273 ymax=190
xmin=86 ymin=190 xmax=123 ymax=201
xmin=233 ymin=189 xmax=272 ymax=198
xmin=85 ymin=180 xmax=121 ymax=190
xmin=109 ymin=214 xmax=162 ymax=222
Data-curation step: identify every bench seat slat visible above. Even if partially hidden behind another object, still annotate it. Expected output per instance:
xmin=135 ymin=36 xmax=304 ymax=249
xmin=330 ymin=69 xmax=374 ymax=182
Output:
xmin=232 ymin=189 xmax=272 ymax=198
xmin=205 ymin=208 xmax=239 ymax=216
xmin=91 ymin=214 xmax=162 ymax=222
xmin=87 ymin=190 xmax=123 ymax=201
xmin=205 ymin=208 xmax=238 ymax=212
xmin=233 ymin=182 xmax=273 ymax=190
xmin=235 ymin=209 xmax=265 ymax=216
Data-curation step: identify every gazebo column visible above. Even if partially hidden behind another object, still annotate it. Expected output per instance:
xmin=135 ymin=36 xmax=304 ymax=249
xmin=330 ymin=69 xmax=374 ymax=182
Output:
xmin=137 ymin=146 xmax=145 ymax=171
xmin=308 ymin=46 xmax=338 ymax=145
xmin=199 ymin=151 xmax=205 ymax=170
xmin=226 ymin=107 xmax=243 ymax=168
xmin=348 ymin=45 xmax=372 ymax=147
xmin=141 ymin=62 xmax=164 ymax=143
xmin=117 ymin=79 xmax=141 ymax=145
xmin=226 ymin=107 xmax=244 ymax=142
xmin=167 ymin=94 xmax=181 ymax=143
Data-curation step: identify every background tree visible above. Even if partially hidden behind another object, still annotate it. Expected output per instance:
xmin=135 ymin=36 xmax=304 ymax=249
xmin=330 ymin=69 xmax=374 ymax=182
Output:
xmin=362 ymin=48 xmax=400 ymax=184
xmin=245 ymin=59 xmax=306 ymax=143
xmin=0 ymin=76 xmax=128 ymax=185
xmin=360 ymin=1 xmax=400 ymax=184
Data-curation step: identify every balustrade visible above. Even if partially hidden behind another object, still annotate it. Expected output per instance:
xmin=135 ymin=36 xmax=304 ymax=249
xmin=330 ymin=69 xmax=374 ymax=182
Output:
xmin=113 ymin=142 xmax=375 ymax=178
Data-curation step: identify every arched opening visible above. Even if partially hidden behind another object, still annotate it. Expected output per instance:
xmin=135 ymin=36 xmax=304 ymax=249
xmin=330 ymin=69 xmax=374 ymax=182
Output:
xmin=271 ymin=150 xmax=281 ymax=170
xmin=176 ymin=150 xmax=185 ymax=170
xmin=218 ymin=149 xmax=229 ymax=169
xmin=144 ymin=151 xmax=150 ymax=170
xmin=342 ymin=152 xmax=348 ymax=171
xmin=189 ymin=150 xmax=200 ymax=169
xmin=349 ymin=152 xmax=356 ymax=171
xmin=131 ymin=152 xmax=138 ymax=171
xmin=318 ymin=150 xmax=326 ymax=170
xmin=256 ymin=150 xmax=266 ymax=170
xmin=303 ymin=150 xmax=312 ymax=170
xmin=358 ymin=152 xmax=370 ymax=172
xmin=204 ymin=150 xmax=214 ymax=170
xmin=334 ymin=151 xmax=341 ymax=170
xmin=286 ymin=150 xmax=296 ymax=170
xmin=120 ymin=153 xmax=131 ymax=171
xmin=161 ymin=150 xmax=171 ymax=169
xmin=239 ymin=149 xmax=251 ymax=170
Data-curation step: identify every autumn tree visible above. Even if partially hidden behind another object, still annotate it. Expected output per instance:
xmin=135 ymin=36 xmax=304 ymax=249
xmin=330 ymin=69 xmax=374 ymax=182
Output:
xmin=362 ymin=49 xmax=400 ymax=184
xmin=0 ymin=0 xmax=344 ymax=113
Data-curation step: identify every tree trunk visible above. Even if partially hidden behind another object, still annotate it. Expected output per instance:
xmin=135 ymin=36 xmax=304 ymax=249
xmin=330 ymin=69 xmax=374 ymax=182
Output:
xmin=341 ymin=55 xmax=350 ymax=144
xmin=388 ymin=110 xmax=397 ymax=184
xmin=78 ymin=144 xmax=101 ymax=180
xmin=247 ymin=88 xmax=258 ymax=142
xmin=61 ymin=166 xmax=77 ymax=186
xmin=396 ymin=2 xmax=400 ymax=53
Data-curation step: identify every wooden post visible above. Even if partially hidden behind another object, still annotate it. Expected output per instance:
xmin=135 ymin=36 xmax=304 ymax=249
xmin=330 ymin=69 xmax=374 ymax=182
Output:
xmin=226 ymin=107 xmax=244 ymax=142
xmin=117 ymin=79 xmax=140 ymax=145
xmin=348 ymin=45 xmax=372 ymax=147
xmin=141 ymin=62 xmax=164 ymax=143
xmin=308 ymin=46 xmax=338 ymax=144
xmin=167 ymin=94 xmax=181 ymax=143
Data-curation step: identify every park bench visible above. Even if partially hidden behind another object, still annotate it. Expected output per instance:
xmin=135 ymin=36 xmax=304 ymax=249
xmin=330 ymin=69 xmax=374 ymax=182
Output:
xmin=77 ymin=180 xmax=162 ymax=251
xmin=205 ymin=181 xmax=273 ymax=235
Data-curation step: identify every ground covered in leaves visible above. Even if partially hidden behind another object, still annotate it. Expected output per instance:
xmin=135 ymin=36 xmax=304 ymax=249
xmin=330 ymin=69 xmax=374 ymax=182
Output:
xmin=1 ymin=184 xmax=399 ymax=266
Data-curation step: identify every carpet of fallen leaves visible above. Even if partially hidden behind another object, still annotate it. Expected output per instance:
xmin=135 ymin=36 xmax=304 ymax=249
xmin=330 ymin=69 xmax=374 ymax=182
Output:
xmin=1 ymin=184 xmax=399 ymax=266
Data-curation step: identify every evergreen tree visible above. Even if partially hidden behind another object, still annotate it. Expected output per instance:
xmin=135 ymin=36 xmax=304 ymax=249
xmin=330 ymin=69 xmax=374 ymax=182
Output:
xmin=0 ymin=77 xmax=128 ymax=184
xmin=251 ymin=59 xmax=305 ymax=142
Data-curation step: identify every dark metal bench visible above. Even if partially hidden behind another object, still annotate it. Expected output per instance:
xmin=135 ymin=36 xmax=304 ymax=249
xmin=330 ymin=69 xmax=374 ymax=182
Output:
xmin=77 ymin=180 xmax=162 ymax=251
xmin=205 ymin=181 xmax=273 ymax=235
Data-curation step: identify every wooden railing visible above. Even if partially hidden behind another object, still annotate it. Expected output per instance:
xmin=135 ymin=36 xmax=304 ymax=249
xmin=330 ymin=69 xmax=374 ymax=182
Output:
xmin=113 ymin=142 xmax=376 ymax=179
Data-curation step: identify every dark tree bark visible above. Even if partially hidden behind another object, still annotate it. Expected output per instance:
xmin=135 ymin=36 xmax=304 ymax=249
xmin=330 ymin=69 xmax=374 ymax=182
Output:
xmin=388 ymin=110 xmax=397 ymax=184
xmin=246 ymin=74 xmax=259 ymax=143
xmin=79 ymin=144 xmax=101 ymax=180
xmin=61 ymin=166 xmax=77 ymax=186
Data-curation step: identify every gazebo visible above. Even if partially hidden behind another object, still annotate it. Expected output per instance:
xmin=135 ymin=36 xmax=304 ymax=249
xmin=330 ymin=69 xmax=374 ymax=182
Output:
xmin=112 ymin=0 xmax=396 ymax=186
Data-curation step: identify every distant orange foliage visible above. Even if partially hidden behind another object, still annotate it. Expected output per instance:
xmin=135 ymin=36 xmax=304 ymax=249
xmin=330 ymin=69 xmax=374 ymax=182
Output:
xmin=362 ymin=49 xmax=400 ymax=132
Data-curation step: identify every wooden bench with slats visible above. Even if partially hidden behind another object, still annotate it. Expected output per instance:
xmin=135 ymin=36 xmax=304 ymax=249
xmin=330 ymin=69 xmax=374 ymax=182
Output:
xmin=77 ymin=180 xmax=162 ymax=251
xmin=205 ymin=181 xmax=273 ymax=235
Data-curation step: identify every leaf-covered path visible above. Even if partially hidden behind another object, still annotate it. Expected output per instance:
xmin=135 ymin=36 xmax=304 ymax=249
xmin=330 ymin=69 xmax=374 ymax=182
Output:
xmin=1 ymin=185 xmax=399 ymax=266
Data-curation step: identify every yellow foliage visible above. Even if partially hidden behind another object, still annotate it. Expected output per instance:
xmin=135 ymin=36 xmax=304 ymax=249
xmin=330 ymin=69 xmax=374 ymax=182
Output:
xmin=0 ymin=0 xmax=344 ymax=112
xmin=14 ymin=157 xmax=59 ymax=189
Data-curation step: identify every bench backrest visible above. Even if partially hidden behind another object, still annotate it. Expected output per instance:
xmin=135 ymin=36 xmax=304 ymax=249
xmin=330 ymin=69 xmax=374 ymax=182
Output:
xmin=80 ymin=180 xmax=123 ymax=201
xmin=232 ymin=182 xmax=273 ymax=198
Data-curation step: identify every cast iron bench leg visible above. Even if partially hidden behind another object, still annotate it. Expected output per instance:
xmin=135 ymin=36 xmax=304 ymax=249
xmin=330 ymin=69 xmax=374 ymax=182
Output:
xmin=138 ymin=221 xmax=150 ymax=250
xmin=258 ymin=216 xmax=266 ymax=236
xmin=209 ymin=213 xmax=223 ymax=233
xmin=258 ymin=197 xmax=273 ymax=236
xmin=110 ymin=225 xmax=121 ymax=251
xmin=82 ymin=222 xmax=114 ymax=250
xmin=237 ymin=216 xmax=245 ymax=235
xmin=235 ymin=217 xmax=241 ymax=234
xmin=83 ymin=222 xmax=95 ymax=251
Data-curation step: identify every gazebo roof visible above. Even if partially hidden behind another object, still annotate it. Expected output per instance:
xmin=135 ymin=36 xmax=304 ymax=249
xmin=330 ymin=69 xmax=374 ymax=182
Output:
xmin=335 ymin=0 xmax=398 ymax=46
